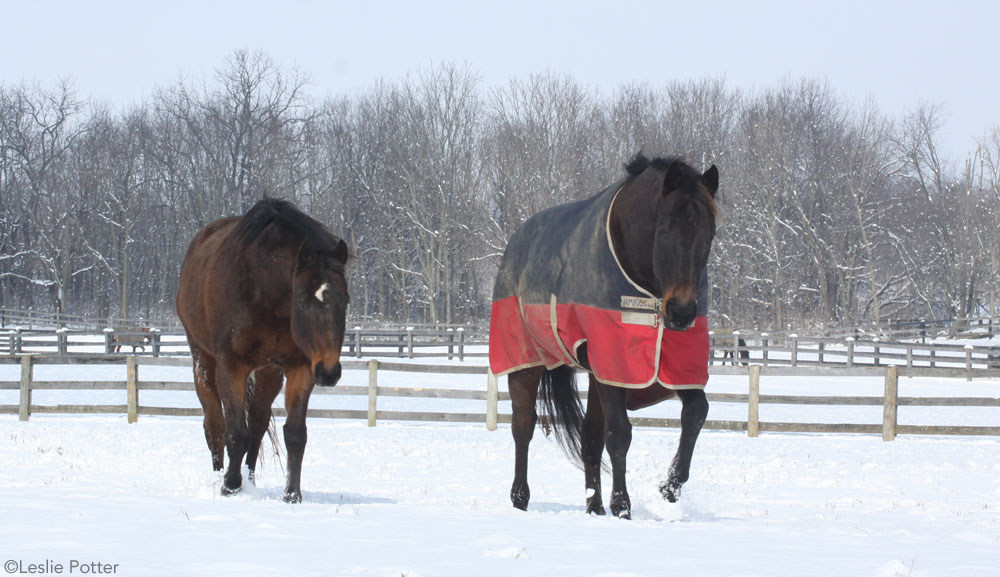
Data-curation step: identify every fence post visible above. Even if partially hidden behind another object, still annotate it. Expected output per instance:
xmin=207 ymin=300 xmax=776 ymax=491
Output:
xmin=486 ymin=370 xmax=498 ymax=431
xmin=104 ymin=327 xmax=115 ymax=354
xmin=447 ymin=328 xmax=454 ymax=360
xmin=761 ymin=334 xmax=769 ymax=367
xmin=151 ymin=329 xmax=161 ymax=357
xmin=906 ymin=345 xmax=913 ymax=368
xmin=367 ymin=359 xmax=378 ymax=427
xmin=127 ymin=356 xmax=139 ymax=423
xmin=817 ymin=341 xmax=824 ymax=364
xmin=19 ymin=355 xmax=33 ymax=421
xmin=747 ymin=365 xmax=760 ymax=437
xmin=732 ymin=331 xmax=740 ymax=364
xmin=882 ymin=365 xmax=898 ymax=441
xmin=57 ymin=327 xmax=69 ymax=355
xmin=355 ymin=327 xmax=363 ymax=358
xmin=846 ymin=337 xmax=855 ymax=368
xmin=407 ymin=327 xmax=414 ymax=359
xmin=790 ymin=334 xmax=798 ymax=366
xmin=873 ymin=338 xmax=880 ymax=366
xmin=458 ymin=328 xmax=465 ymax=362
xmin=965 ymin=344 xmax=973 ymax=381
xmin=14 ymin=327 xmax=22 ymax=354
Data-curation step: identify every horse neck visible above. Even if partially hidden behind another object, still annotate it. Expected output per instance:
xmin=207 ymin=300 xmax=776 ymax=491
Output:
xmin=240 ymin=241 xmax=297 ymax=306
xmin=609 ymin=177 xmax=661 ymax=295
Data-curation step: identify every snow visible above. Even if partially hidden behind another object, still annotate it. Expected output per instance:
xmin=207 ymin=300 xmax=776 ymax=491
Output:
xmin=2 ymin=357 xmax=999 ymax=576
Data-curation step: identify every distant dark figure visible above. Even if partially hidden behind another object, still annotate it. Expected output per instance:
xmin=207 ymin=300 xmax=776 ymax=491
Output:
xmin=723 ymin=337 xmax=749 ymax=366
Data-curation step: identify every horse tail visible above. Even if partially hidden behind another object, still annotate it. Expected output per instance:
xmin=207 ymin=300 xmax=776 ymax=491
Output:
xmin=538 ymin=365 xmax=585 ymax=467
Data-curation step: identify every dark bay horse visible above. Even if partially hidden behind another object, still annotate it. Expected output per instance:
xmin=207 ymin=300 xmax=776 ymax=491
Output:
xmin=176 ymin=198 xmax=349 ymax=503
xmin=490 ymin=154 xmax=719 ymax=518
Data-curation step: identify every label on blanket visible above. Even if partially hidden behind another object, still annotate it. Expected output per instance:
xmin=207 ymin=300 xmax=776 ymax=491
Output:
xmin=621 ymin=295 xmax=660 ymax=311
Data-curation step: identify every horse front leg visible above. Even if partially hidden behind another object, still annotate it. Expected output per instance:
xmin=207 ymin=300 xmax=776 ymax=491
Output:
xmin=282 ymin=364 xmax=315 ymax=503
xmin=596 ymin=382 xmax=632 ymax=519
xmin=582 ymin=375 xmax=606 ymax=515
xmin=660 ymin=388 xmax=709 ymax=502
xmin=508 ymin=367 xmax=543 ymax=510
xmin=216 ymin=357 xmax=251 ymax=495
xmin=245 ymin=365 xmax=283 ymax=485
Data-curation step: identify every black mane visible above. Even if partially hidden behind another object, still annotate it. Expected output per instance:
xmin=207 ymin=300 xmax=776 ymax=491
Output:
xmin=235 ymin=198 xmax=342 ymax=255
xmin=624 ymin=153 xmax=684 ymax=178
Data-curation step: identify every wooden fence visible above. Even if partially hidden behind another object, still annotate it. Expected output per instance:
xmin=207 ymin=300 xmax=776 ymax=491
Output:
xmin=0 ymin=326 xmax=491 ymax=360
xmin=2 ymin=355 xmax=998 ymax=440
xmin=4 ymin=327 xmax=1000 ymax=374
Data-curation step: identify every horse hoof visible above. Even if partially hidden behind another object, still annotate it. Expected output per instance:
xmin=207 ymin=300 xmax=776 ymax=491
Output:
xmin=511 ymin=485 xmax=530 ymax=511
xmin=283 ymin=491 xmax=302 ymax=504
xmin=659 ymin=480 xmax=682 ymax=503
xmin=220 ymin=484 xmax=241 ymax=497
xmin=586 ymin=503 xmax=606 ymax=516
xmin=616 ymin=509 xmax=632 ymax=520
xmin=660 ymin=483 xmax=681 ymax=503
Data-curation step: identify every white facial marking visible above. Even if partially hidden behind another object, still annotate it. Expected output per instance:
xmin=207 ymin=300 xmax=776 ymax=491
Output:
xmin=314 ymin=283 xmax=330 ymax=303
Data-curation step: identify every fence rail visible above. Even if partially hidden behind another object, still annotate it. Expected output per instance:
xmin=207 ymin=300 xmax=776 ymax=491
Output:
xmin=4 ymin=327 xmax=999 ymax=377
xmin=2 ymin=355 xmax=998 ymax=439
xmin=4 ymin=307 xmax=997 ymax=338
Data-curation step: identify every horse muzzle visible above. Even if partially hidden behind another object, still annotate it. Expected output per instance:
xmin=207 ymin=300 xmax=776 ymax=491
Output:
xmin=313 ymin=361 xmax=342 ymax=387
xmin=662 ymin=298 xmax=698 ymax=332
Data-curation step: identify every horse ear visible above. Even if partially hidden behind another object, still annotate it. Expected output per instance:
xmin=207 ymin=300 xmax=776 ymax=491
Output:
xmin=332 ymin=238 xmax=349 ymax=264
xmin=297 ymin=240 xmax=317 ymax=269
xmin=702 ymin=165 xmax=719 ymax=197
xmin=663 ymin=161 xmax=685 ymax=195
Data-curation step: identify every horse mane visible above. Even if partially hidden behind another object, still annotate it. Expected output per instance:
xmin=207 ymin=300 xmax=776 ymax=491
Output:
xmin=624 ymin=152 xmax=683 ymax=177
xmin=234 ymin=198 xmax=344 ymax=256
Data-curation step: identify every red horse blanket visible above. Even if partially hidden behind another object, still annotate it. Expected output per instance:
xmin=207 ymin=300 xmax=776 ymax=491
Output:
xmin=489 ymin=180 xmax=709 ymax=395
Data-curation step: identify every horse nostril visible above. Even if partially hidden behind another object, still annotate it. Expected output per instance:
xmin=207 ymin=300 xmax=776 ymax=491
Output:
xmin=314 ymin=362 xmax=342 ymax=386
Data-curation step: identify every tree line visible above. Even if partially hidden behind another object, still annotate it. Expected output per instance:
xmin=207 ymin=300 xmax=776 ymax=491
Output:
xmin=2 ymin=50 xmax=999 ymax=330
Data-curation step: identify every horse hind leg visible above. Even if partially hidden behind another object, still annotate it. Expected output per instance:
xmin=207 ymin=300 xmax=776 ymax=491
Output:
xmin=508 ymin=366 xmax=543 ymax=510
xmin=660 ymin=388 xmax=709 ymax=502
xmin=582 ymin=375 xmax=606 ymax=515
xmin=191 ymin=347 xmax=223 ymax=471
xmin=245 ymin=365 xmax=283 ymax=485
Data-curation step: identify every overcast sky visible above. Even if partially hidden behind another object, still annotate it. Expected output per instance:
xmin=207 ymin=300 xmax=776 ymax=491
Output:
xmin=4 ymin=0 xmax=997 ymax=163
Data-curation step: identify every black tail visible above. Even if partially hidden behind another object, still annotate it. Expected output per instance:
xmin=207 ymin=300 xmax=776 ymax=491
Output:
xmin=537 ymin=365 xmax=585 ymax=467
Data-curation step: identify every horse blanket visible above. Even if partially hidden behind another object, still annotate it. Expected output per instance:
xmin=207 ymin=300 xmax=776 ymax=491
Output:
xmin=489 ymin=180 xmax=710 ymax=394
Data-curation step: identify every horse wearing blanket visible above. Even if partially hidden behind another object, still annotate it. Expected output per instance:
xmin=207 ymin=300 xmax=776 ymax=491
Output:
xmin=490 ymin=154 xmax=719 ymax=518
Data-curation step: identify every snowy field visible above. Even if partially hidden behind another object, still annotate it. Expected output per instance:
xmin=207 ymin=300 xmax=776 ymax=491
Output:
xmin=2 ymin=352 xmax=1000 ymax=576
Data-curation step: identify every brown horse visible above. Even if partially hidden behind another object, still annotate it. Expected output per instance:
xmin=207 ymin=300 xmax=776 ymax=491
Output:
xmin=176 ymin=198 xmax=349 ymax=503
xmin=112 ymin=326 xmax=151 ymax=353
xmin=490 ymin=154 xmax=719 ymax=518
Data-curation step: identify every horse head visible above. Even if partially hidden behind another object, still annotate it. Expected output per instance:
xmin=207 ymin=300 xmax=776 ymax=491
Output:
xmin=652 ymin=160 xmax=719 ymax=332
xmin=291 ymin=238 xmax=350 ymax=386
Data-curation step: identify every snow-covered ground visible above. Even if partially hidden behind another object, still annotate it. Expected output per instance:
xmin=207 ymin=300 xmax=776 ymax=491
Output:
xmin=2 ymin=355 xmax=999 ymax=576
